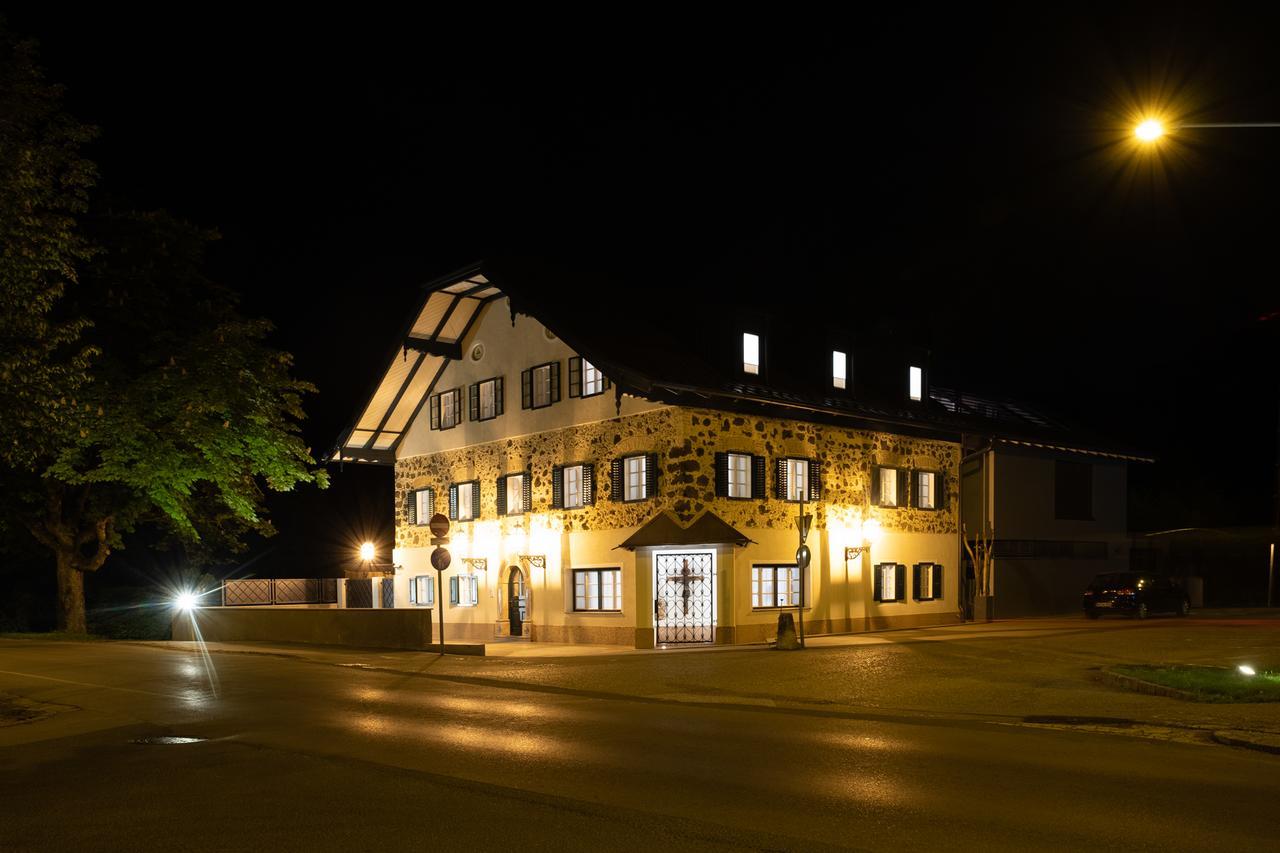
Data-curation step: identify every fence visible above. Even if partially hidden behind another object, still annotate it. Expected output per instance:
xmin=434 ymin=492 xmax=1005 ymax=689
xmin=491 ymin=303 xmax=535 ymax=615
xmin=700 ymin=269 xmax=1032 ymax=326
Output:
xmin=222 ymin=578 xmax=338 ymax=607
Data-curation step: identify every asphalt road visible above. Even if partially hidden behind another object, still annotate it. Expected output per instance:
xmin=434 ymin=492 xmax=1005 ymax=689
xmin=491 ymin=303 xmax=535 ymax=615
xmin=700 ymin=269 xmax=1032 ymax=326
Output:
xmin=1 ymin=639 xmax=1277 ymax=852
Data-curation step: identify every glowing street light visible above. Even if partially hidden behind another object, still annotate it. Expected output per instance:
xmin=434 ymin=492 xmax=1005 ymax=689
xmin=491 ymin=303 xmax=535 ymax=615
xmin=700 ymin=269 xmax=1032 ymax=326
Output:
xmin=359 ymin=541 xmax=376 ymax=562
xmin=175 ymin=591 xmax=198 ymax=612
xmin=1134 ymin=119 xmax=1165 ymax=142
xmin=1238 ymin=664 xmax=1257 ymax=677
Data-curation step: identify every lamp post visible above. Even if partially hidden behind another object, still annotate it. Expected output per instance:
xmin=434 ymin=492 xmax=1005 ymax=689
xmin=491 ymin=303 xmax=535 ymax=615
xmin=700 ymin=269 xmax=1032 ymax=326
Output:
xmin=428 ymin=513 xmax=452 ymax=654
xmin=795 ymin=495 xmax=812 ymax=649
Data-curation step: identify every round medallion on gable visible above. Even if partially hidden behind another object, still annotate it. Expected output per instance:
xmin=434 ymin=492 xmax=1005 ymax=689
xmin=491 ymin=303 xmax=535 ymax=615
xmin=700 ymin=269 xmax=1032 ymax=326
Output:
xmin=543 ymin=327 xmax=557 ymax=341
xmin=470 ymin=342 xmax=485 ymax=362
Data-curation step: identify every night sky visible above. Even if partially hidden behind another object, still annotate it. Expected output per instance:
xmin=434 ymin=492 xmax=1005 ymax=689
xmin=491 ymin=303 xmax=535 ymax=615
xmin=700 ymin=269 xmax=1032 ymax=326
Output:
xmin=8 ymin=9 xmax=1279 ymax=578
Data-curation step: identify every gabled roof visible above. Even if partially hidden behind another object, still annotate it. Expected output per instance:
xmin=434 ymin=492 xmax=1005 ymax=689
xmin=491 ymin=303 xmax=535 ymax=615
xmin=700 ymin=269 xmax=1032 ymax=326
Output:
xmin=615 ymin=511 xmax=755 ymax=550
xmin=331 ymin=260 xmax=1151 ymax=464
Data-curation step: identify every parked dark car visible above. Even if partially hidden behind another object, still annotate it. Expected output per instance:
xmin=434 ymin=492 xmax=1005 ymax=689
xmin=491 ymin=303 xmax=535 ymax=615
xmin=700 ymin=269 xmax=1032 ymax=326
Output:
xmin=1083 ymin=572 xmax=1190 ymax=619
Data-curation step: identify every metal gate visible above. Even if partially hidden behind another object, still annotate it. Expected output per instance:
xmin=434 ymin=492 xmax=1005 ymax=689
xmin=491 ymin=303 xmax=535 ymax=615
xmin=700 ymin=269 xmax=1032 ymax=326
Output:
xmin=654 ymin=552 xmax=714 ymax=644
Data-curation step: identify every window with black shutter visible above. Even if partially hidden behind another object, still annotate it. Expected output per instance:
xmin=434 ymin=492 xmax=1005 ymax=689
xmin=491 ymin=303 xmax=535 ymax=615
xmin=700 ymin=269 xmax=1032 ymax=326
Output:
xmin=497 ymin=472 xmax=529 ymax=516
xmin=524 ymin=361 xmax=560 ymax=409
xmin=775 ymin=457 xmax=788 ymax=500
xmin=521 ymin=368 xmax=532 ymax=409
xmin=581 ymin=462 xmax=594 ymax=505
xmin=913 ymin=470 xmax=942 ymax=511
xmin=406 ymin=488 xmax=434 ymax=525
xmin=450 ymin=481 xmax=480 ymax=521
xmin=618 ymin=453 xmax=656 ymax=502
xmin=568 ymin=357 xmax=582 ymax=398
xmin=872 ymin=466 xmax=906 ymax=508
xmin=807 ymin=458 xmax=823 ymax=501
xmin=779 ymin=457 xmax=817 ymax=502
xmin=718 ymin=452 xmax=755 ymax=499
xmin=610 ymin=458 xmax=623 ymax=501
xmin=430 ymin=388 xmax=461 ymax=430
xmin=874 ymin=563 xmax=906 ymax=602
xmin=470 ymin=378 xmax=502 ymax=422
xmin=551 ymin=466 xmax=564 ymax=508
xmin=429 ymin=393 xmax=441 ymax=430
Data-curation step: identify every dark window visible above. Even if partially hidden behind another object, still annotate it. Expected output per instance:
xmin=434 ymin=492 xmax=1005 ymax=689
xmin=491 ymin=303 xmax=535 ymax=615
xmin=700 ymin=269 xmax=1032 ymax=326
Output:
xmin=1054 ymin=460 xmax=1093 ymax=520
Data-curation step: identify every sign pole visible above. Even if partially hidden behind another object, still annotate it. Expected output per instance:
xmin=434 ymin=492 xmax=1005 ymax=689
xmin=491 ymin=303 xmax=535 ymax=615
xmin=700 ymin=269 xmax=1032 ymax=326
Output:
xmin=428 ymin=513 xmax=452 ymax=655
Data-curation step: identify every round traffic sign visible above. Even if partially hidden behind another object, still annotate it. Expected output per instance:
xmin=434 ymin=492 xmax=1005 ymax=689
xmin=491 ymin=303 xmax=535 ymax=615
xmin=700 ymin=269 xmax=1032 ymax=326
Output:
xmin=430 ymin=546 xmax=452 ymax=572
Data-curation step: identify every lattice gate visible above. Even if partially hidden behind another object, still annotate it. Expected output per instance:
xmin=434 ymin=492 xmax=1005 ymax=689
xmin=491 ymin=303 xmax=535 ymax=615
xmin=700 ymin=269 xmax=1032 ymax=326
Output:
xmin=654 ymin=552 xmax=714 ymax=644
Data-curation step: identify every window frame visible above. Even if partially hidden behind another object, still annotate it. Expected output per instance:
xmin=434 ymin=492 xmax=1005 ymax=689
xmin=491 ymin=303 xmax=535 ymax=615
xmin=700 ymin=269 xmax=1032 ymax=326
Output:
xmin=408 ymin=575 xmax=435 ymax=607
xmin=501 ymin=472 xmax=527 ymax=516
xmin=407 ymin=488 xmax=435 ymax=526
xmin=832 ymin=350 xmax=848 ymax=390
xmin=623 ymin=453 xmax=648 ymax=502
xmin=454 ymin=480 xmax=479 ymax=522
xmin=563 ymin=463 xmax=585 ymax=509
xmin=476 ymin=376 xmax=502 ymax=421
xmin=430 ymin=387 xmax=463 ymax=431
xmin=913 ymin=562 xmax=943 ymax=601
xmin=450 ymin=572 xmax=480 ymax=607
xmin=751 ymin=563 xmax=803 ymax=609
xmin=915 ymin=470 xmax=938 ymax=510
xmin=571 ymin=567 xmax=623 ymax=612
xmin=742 ymin=332 xmax=761 ymax=375
xmin=874 ymin=562 xmax=907 ymax=603
xmin=908 ymin=365 xmax=924 ymax=402
xmin=726 ymin=452 xmax=752 ymax=500
xmin=785 ymin=457 xmax=810 ymax=503
xmin=873 ymin=465 xmax=907 ymax=508
xmin=581 ymin=359 xmax=605 ymax=397
xmin=531 ymin=362 xmax=554 ymax=409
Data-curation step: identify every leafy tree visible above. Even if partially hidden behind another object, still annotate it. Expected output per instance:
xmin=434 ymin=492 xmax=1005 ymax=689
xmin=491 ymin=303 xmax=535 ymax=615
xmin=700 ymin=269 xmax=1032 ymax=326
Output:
xmin=0 ymin=26 xmax=327 ymax=632
xmin=0 ymin=25 xmax=98 ymax=470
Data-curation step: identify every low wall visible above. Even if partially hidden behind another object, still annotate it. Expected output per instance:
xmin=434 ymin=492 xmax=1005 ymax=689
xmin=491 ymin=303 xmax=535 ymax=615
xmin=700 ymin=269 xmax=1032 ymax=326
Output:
xmin=173 ymin=607 xmax=436 ymax=651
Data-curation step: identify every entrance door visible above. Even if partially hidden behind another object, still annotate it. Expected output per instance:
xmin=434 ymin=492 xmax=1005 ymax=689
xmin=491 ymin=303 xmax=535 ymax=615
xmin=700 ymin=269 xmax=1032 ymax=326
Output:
xmin=508 ymin=566 xmax=527 ymax=636
xmin=654 ymin=553 xmax=714 ymax=644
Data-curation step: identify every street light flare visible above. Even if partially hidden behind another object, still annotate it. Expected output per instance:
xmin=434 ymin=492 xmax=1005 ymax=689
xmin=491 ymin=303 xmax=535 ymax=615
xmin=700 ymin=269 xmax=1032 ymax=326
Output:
xmin=359 ymin=541 xmax=376 ymax=562
xmin=1135 ymin=119 xmax=1165 ymax=141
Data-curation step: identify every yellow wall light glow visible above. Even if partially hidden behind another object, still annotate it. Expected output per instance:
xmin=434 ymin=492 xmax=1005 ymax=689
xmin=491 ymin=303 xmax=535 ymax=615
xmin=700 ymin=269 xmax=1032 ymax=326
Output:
xmin=359 ymin=541 xmax=376 ymax=562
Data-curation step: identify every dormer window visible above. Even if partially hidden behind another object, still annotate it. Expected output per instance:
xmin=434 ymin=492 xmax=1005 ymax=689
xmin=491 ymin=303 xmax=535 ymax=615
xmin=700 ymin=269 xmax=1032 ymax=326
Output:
xmin=909 ymin=365 xmax=923 ymax=401
xmin=743 ymin=333 xmax=760 ymax=375
xmin=832 ymin=350 xmax=847 ymax=390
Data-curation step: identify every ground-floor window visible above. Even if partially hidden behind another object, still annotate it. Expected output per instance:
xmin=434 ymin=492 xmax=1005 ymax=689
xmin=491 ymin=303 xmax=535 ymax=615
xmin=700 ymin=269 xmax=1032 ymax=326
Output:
xmin=409 ymin=575 xmax=435 ymax=606
xmin=450 ymin=573 xmax=479 ymax=607
xmin=573 ymin=568 xmax=621 ymax=612
xmin=914 ymin=563 xmax=943 ymax=601
xmin=874 ymin=563 xmax=906 ymax=602
xmin=751 ymin=564 xmax=801 ymax=608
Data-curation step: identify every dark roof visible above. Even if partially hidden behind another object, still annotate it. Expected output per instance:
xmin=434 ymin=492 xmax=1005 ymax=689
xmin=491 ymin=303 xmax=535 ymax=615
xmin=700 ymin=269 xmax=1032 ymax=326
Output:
xmin=332 ymin=259 xmax=1152 ymax=463
xmin=615 ymin=511 xmax=755 ymax=550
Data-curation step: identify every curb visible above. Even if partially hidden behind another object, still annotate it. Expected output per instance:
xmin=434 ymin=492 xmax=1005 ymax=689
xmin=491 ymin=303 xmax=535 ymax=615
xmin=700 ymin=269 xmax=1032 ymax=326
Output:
xmin=1094 ymin=668 xmax=1203 ymax=701
xmin=1212 ymin=730 xmax=1280 ymax=756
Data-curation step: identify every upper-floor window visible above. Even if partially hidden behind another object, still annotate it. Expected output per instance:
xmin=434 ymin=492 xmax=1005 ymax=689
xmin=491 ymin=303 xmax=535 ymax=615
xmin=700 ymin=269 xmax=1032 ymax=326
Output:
xmin=569 ymin=356 xmax=610 ymax=398
xmin=405 ymin=488 xmax=435 ymax=525
xmin=611 ymin=454 xmax=657 ymax=502
xmin=776 ymin=457 xmax=822 ymax=502
xmin=553 ymin=463 xmax=595 ymax=509
xmin=832 ymin=350 xmax=847 ymax=390
xmin=450 ymin=480 xmax=480 ymax=521
xmin=909 ymin=365 xmax=923 ymax=401
xmin=743 ymin=332 xmax=760 ymax=375
xmin=429 ymin=388 xmax=463 ymax=430
xmin=914 ymin=471 xmax=940 ymax=510
xmin=521 ymin=361 xmax=561 ymax=410
xmin=470 ymin=377 xmax=504 ymax=421
xmin=728 ymin=453 xmax=750 ymax=498
xmin=497 ymin=472 xmax=530 ymax=516
xmin=874 ymin=466 xmax=905 ymax=507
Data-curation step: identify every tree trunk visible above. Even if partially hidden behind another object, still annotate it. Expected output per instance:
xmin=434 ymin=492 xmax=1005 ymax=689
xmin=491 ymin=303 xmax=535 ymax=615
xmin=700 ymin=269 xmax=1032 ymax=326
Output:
xmin=55 ymin=550 xmax=87 ymax=634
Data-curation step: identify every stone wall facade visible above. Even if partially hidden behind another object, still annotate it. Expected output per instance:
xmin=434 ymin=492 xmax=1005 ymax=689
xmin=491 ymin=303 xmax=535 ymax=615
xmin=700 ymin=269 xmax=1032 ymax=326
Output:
xmin=394 ymin=406 xmax=959 ymax=547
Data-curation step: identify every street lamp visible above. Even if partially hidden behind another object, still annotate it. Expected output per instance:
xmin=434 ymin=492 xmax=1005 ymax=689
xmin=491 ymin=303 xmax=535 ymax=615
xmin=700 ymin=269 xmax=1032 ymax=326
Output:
xmin=359 ymin=541 xmax=376 ymax=563
xmin=1134 ymin=119 xmax=1165 ymax=142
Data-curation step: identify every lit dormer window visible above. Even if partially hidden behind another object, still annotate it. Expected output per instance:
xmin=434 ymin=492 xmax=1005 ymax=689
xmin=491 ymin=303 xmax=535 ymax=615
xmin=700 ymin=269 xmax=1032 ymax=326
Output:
xmin=909 ymin=365 xmax=923 ymax=401
xmin=832 ymin=350 xmax=847 ymax=389
xmin=743 ymin=333 xmax=760 ymax=375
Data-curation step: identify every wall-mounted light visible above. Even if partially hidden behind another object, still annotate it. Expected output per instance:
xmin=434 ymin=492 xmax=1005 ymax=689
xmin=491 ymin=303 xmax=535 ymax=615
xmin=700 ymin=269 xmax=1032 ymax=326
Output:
xmin=461 ymin=557 xmax=488 ymax=572
xmin=843 ymin=518 xmax=883 ymax=562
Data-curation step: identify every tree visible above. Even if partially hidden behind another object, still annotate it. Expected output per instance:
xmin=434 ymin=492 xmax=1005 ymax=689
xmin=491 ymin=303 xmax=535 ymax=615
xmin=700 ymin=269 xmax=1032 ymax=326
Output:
xmin=0 ymin=26 xmax=327 ymax=632
xmin=0 ymin=25 xmax=98 ymax=470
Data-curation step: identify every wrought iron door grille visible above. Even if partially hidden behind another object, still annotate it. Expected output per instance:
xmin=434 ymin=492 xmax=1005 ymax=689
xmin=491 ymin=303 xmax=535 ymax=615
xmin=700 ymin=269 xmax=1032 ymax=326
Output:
xmin=655 ymin=553 xmax=714 ymax=644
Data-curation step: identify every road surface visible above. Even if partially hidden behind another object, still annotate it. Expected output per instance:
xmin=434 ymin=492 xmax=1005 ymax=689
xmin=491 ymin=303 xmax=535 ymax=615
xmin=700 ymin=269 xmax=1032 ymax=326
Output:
xmin=1 ymin=639 xmax=1276 ymax=851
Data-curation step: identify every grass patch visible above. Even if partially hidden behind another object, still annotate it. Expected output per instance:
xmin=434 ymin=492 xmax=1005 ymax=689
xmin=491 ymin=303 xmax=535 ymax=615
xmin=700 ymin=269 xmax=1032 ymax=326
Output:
xmin=1112 ymin=664 xmax=1280 ymax=703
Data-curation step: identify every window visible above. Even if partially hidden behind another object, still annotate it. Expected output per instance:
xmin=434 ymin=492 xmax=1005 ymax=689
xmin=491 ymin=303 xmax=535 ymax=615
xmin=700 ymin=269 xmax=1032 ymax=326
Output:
xmin=909 ymin=366 xmax=923 ymax=401
xmin=727 ymin=453 xmax=751 ymax=498
xmin=874 ymin=563 xmax=906 ymax=602
xmin=408 ymin=576 xmax=435 ymax=607
xmin=751 ymin=565 xmax=802 ymax=608
xmin=775 ymin=457 xmax=822 ymax=502
xmin=450 ymin=480 xmax=480 ymax=521
xmin=611 ymin=454 xmax=655 ymax=502
xmin=914 ymin=563 xmax=943 ymax=601
xmin=573 ymin=568 xmax=622 ymax=611
xmin=469 ymin=377 xmax=504 ymax=422
xmin=521 ymin=362 xmax=561 ymax=410
xmin=429 ymin=388 xmax=463 ymax=430
xmin=450 ymin=573 xmax=479 ymax=607
xmin=569 ymin=356 xmax=610 ymax=398
xmin=625 ymin=454 xmax=646 ymax=501
xmin=564 ymin=465 xmax=583 ymax=508
xmin=1054 ymin=459 xmax=1093 ymax=520
xmin=498 ymin=472 xmax=530 ymax=516
xmin=874 ymin=466 xmax=904 ymax=507
xmin=405 ymin=488 xmax=434 ymax=525
xmin=553 ymin=463 xmax=595 ymax=509
xmin=832 ymin=350 xmax=847 ymax=389
xmin=743 ymin=332 xmax=760 ymax=375
xmin=915 ymin=471 xmax=937 ymax=510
